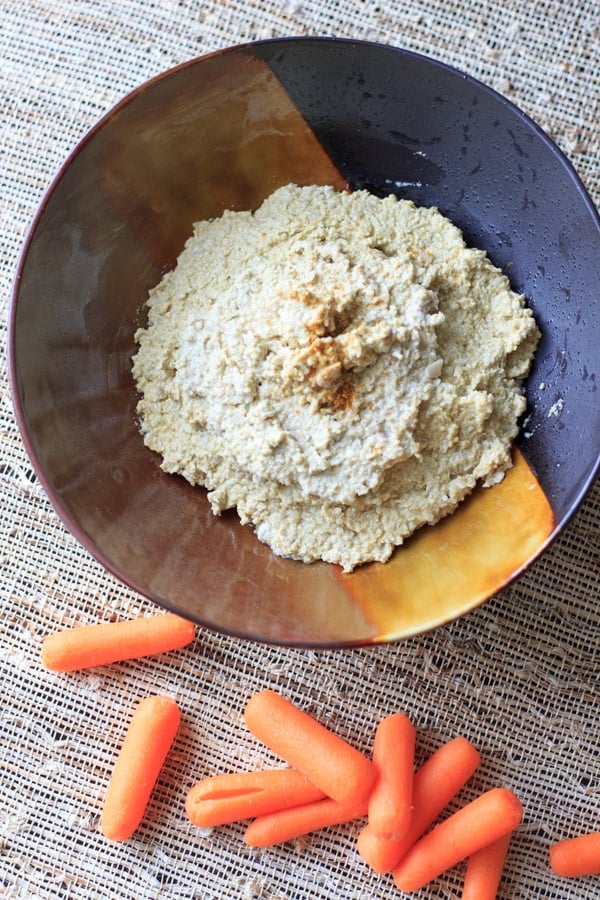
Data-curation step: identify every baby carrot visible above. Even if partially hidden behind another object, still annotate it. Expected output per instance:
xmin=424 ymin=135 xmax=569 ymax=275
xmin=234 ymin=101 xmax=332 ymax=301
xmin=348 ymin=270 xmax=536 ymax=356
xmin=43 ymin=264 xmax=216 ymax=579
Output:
xmin=244 ymin=795 xmax=369 ymax=847
xmin=101 ymin=695 xmax=181 ymax=841
xmin=359 ymin=736 xmax=480 ymax=873
xmin=463 ymin=832 xmax=512 ymax=899
xmin=244 ymin=690 xmax=376 ymax=806
xmin=185 ymin=769 xmax=325 ymax=827
xmin=550 ymin=830 xmax=600 ymax=877
xmin=393 ymin=787 xmax=523 ymax=893
xmin=41 ymin=612 xmax=196 ymax=671
xmin=367 ymin=712 xmax=415 ymax=838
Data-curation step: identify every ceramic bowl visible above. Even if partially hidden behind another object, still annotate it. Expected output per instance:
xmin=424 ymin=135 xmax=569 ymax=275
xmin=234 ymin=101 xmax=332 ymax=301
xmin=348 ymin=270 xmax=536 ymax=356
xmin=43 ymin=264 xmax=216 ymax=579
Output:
xmin=9 ymin=38 xmax=600 ymax=647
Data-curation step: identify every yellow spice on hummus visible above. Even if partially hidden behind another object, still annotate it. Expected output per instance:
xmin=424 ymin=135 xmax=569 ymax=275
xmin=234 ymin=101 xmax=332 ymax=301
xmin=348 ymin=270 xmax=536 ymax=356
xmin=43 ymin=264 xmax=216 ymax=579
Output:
xmin=132 ymin=184 xmax=539 ymax=571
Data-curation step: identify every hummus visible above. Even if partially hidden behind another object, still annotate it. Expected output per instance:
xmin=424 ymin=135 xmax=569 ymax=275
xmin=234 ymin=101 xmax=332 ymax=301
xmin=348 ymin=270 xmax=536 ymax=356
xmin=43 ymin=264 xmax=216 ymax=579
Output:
xmin=132 ymin=185 xmax=539 ymax=571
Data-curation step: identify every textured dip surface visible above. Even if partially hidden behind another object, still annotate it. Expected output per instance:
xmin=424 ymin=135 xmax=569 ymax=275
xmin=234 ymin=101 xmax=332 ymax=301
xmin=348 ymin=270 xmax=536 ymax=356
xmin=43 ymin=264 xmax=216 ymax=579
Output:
xmin=132 ymin=185 xmax=540 ymax=570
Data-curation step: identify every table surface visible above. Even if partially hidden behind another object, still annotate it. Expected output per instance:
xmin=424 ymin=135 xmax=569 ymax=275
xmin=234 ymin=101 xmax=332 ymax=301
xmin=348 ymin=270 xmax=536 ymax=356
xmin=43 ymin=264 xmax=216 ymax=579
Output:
xmin=1 ymin=1 xmax=599 ymax=898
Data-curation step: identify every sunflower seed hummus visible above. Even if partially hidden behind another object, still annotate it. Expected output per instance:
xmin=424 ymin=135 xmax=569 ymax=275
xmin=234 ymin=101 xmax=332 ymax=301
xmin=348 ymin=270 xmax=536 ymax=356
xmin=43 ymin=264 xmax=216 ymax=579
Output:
xmin=132 ymin=184 xmax=539 ymax=571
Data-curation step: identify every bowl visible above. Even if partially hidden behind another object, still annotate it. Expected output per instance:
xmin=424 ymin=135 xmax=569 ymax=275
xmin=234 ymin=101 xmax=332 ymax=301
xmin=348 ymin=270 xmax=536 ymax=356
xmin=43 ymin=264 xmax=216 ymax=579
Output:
xmin=9 ymin=37 xmax=600 ymax=647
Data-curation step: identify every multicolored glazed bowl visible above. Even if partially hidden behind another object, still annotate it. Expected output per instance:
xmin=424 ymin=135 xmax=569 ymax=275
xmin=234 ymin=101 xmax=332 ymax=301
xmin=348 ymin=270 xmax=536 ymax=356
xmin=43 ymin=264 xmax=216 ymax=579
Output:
xmin=9 ymin=38 xmax=600 ymax=646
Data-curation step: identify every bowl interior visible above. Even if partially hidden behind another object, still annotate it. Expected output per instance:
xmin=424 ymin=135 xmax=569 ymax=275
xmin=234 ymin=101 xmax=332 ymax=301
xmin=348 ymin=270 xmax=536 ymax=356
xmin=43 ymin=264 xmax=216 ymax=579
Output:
xmin=9 ymin=38 xmax=600 ymax=647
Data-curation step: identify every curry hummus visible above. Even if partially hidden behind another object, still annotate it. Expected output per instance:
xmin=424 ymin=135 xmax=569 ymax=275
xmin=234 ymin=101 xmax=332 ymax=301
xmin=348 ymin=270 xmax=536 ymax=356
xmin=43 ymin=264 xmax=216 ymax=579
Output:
xmin=132 ymin=185 xmax=539 ymax=571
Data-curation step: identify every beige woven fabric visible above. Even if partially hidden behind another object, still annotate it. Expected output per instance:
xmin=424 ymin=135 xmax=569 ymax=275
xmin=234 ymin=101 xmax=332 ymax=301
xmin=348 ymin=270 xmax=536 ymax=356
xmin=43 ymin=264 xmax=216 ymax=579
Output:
xmin=1 ymin=1 xmax=599 ymax=897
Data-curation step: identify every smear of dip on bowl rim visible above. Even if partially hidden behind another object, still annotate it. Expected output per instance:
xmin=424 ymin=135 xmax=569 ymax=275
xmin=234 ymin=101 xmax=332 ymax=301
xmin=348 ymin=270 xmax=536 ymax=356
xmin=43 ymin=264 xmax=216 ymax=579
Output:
xmin=132 ymin=184 xmax=539 ymax=571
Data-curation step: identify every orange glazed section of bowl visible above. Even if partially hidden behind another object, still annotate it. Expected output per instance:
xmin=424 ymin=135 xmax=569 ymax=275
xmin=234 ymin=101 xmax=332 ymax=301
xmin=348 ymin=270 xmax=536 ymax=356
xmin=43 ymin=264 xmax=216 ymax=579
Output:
xmin=335 ymin=448 xmax=555 ymax=641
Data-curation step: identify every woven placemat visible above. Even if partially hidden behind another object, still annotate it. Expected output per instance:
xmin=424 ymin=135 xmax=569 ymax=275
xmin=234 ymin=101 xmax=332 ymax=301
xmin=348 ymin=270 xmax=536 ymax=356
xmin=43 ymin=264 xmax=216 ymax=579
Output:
xmin=1 ymin=1 xmax=599 ymax=897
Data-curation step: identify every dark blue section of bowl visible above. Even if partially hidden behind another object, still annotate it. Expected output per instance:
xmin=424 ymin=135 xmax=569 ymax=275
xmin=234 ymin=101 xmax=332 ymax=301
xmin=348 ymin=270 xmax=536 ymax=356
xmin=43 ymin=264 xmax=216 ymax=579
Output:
xmin=256 ymin=37 xmax=600 ymax=526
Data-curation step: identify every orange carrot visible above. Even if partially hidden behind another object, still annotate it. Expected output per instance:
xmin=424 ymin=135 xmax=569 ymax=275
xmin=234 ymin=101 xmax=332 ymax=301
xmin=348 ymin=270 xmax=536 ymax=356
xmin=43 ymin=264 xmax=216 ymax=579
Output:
xmin=244 ymin=795 xmax=368 ymax=847
xmin=358 ymin=735 xmax=480 ymax=873
xmin=185 ymin=769 xmax=326 ymax=827
xmin=550 ymin=831 xmax=600 ymax=877
xmin=463 ymin=832 xmax=512 ymax=899
xmin=367 ymin=712 xmax=415 ymax=838
xmin=101 ymin=695 xmax=181 ymax=841
xmin=244 ymin=690 xmax=376 ymax=806
xmin=41 ymin=612 xmax=196 ymax=671
xmin=393 ymin=788 xmax=523 ymax=893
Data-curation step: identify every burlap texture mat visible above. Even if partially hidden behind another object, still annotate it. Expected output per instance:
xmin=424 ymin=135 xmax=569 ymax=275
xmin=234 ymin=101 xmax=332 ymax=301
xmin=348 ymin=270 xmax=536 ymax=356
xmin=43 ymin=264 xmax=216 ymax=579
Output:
xmin=1 ymin=1 xmax=598 ymax=897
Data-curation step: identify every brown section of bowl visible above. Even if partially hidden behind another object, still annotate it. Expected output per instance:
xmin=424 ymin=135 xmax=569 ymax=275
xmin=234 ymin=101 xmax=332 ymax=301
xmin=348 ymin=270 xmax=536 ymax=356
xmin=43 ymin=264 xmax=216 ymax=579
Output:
xmin=11 ymin=49 xmax=371 ymax=645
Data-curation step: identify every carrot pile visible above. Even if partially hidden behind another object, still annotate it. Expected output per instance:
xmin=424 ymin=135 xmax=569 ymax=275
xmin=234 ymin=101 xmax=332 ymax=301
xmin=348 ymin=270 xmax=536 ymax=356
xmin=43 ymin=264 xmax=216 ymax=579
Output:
xmin=186 ymin=690 xmax=523 ymax=896
xmin=357 ymin=734 xmax=480 ymax=875
xmin=41 ymin=615 xmax=600 ymax=891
